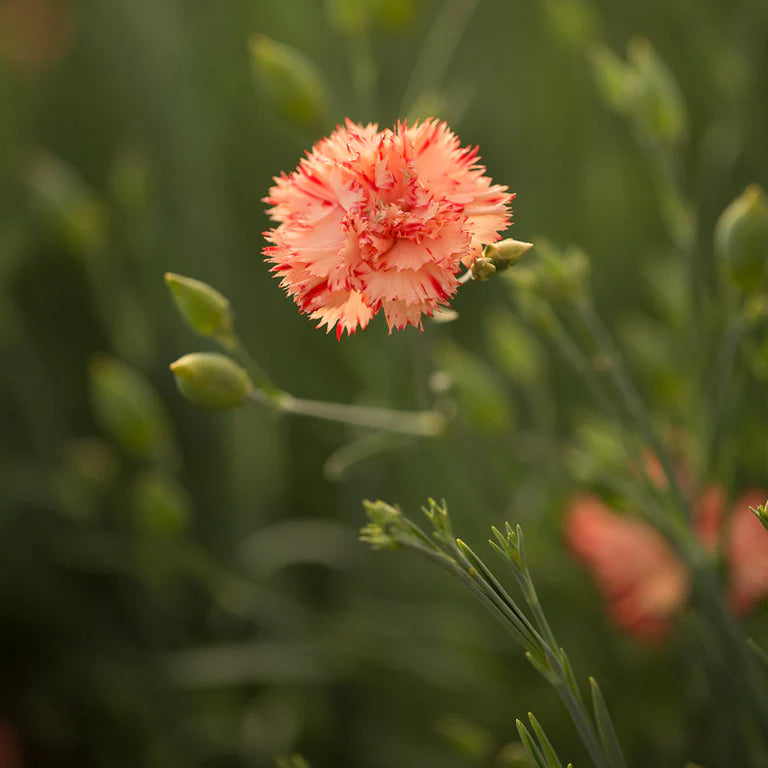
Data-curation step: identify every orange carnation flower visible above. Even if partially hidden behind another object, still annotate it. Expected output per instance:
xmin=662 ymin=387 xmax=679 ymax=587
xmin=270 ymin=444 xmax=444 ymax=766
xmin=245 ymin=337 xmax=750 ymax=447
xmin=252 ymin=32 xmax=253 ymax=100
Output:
xmin=263 ymin=119 xmax=513 ymax=338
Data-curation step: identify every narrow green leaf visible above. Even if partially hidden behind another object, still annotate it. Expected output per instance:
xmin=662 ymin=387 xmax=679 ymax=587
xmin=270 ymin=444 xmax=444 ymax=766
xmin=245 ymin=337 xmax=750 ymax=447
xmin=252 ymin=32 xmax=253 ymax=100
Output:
xmin=516 ymin=720 xmax=548 ymax=768
xmin=525 ymin=651 xmax=558 ymax=685
xmin=456 ymin=538 xmax=544 ymax=654
xmin=491 ymin=524 xmax=508 ymax=550
xmin=590 ymin=677 xmax=628 ymax=768
xmin=747 ymin=638 xmax=768 ymax=669
xmin=527 ymin=713 xmax=563 ymax=768
xmin=516 ymin=524 xmax=526 ymax=565
xmin=559 ymin=648 xmax=586 ymax=708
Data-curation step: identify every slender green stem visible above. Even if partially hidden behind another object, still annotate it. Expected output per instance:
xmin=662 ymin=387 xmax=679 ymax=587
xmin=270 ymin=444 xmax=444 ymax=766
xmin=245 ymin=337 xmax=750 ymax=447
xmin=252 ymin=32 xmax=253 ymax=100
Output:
xmin=547 ymin=308 xmax=678 ymax=537
xmin=323 ymin=432 xmax=414 ymax=480
xmin=399 ymin=535 xmax=545 ymax=655
xmin=399 ymin=0 xmax=483 ymax=115
xmin=456 ymin=541 xmax=548 ymax=656
xmin=705 ymin=313 xmax=747 ymax=468
xmin=248 ymin=389 xmax=446 ymax=437
xmin=348 ymin=28 xmax=378 ymax=115
xmin=649 ymin=151 xmax=695 ymax=253
xmin=230 ymin=337 xmax=281 ymax=399
xmin=555 ymin=680 xmax=610 ymax=768
xmin=692 ymin=566 xmax=768 ymax=746
xmin=516 ymin=562 xmax=614 ymax=768
xmin=520 ymin=570 xmax=559 ymax=653
xmin=230 ymin=329 xmax=445 ymax=437
xmin=573 ymin=300 xmax=692 ymax=522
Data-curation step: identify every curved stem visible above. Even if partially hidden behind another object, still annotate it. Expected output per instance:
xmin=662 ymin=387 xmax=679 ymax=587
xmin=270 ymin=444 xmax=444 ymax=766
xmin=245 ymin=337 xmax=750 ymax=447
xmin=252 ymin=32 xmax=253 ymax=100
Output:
xmin=229 ymin=337 xmax=282 ymax=400
xmin=705 ymin=313 xmax=747 ymax=468
xmin=248 ymin=389 xmax=446 ymax=437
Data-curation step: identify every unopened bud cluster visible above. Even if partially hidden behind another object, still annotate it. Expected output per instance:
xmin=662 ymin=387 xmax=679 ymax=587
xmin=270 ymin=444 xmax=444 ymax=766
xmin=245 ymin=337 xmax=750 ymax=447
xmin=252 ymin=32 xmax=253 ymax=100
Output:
xmin=751 ymin=501 xmax=768 ymax=533
xmin=472 ymin=239 xmax=533 ymax=281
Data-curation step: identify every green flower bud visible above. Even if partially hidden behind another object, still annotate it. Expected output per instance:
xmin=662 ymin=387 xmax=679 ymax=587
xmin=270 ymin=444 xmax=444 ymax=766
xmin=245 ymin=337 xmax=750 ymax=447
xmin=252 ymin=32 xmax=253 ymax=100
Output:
xmin=627 ymin=37 xmax=687 ymax=147
xmin=325 ymin=0 xmax=371 ymax=35
xmin=249 ymin=35 xmax=329 ymax=129
xmin=89 ymin=356 xmax=174 ymax=461
xmin=542 ymin=0 xmax=600 ymax=51
xmin=590 ymin=39 xmax=687 ymax=149
xmin=715 ymin=184 xmax=768 ymax=294
xmin=165 ymin=273 xmax=234 ymax=346
xmin=528 ymin=241 xmax=590 ymax=303
xmin=589 ymin=43 xmax=635 ymax=113
xmin=471 ymin=257 xmax=497 ymax=281
xmin=28 ymin=150 xmax=108 ymax=256
xmin=483 ymin=238 xmax=534 ymax=271
xmin=170 ymin=352 xmax=252 ymax=410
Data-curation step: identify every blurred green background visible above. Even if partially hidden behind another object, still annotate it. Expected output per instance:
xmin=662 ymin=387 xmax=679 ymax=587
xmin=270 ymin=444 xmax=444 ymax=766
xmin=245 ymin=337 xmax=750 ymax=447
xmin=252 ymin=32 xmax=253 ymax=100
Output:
xmin=1 ymin=0 xmax=768 ymax=766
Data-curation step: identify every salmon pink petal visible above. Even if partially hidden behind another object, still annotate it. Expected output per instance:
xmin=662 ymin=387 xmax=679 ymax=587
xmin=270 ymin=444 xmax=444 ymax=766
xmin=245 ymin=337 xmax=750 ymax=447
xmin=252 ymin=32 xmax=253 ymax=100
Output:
xmin=726 ymin=488 xmax=768 ymax=615
xmin=694 ymin=484 xmax=727 ymax=551
xmin=566 ymin=494 xmax=689 ymax=640
xmin=310 ymin=289 xmax=376 ymax=338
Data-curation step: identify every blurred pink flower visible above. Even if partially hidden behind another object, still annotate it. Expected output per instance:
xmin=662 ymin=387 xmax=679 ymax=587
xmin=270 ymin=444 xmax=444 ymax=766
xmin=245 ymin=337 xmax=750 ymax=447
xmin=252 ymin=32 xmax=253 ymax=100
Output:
xmin=566 ymin=482 xmax=768 ymax=641
xmin=0 ymin=0 xmax=75 ymax=71
xmin=264 ymin=119 xmax=513 ymax=338
xmin=566 ymin=494 xmax=690 ymax=640
xmin=727 ymin=489 xmax=768 ymax=616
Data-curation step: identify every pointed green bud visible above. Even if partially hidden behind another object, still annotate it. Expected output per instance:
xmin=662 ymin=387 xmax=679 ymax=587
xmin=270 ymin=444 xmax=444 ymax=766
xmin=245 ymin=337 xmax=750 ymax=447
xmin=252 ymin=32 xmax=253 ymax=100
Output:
xmin=589 ymin=43 xmax=635 ymax=113
xmin=170 ymin=353 xmax=252 ymax=410
xmin=165 ymin=273 xmax=234 ymax=346
xmin=484 ymin=238 xmax=534 ymax=271
xmin=249 ymin=35 xmax=328 ymax=129
xmin=627 ymin=37 xmax=687 ymax=147
xmin=471 ymin=257 xmax=497 ymax=281
xmin=28 ymin=150 xmax=108 ymax=256
xmin=715 ymin=185 xmax=768 ymax=294
xmin=89 ymin=356 xmax=174 ymax=461
xmin=543 ymin=0 xmax=600 ymax=51
xmin=529 ymin=241 xmax=590 ymax=303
